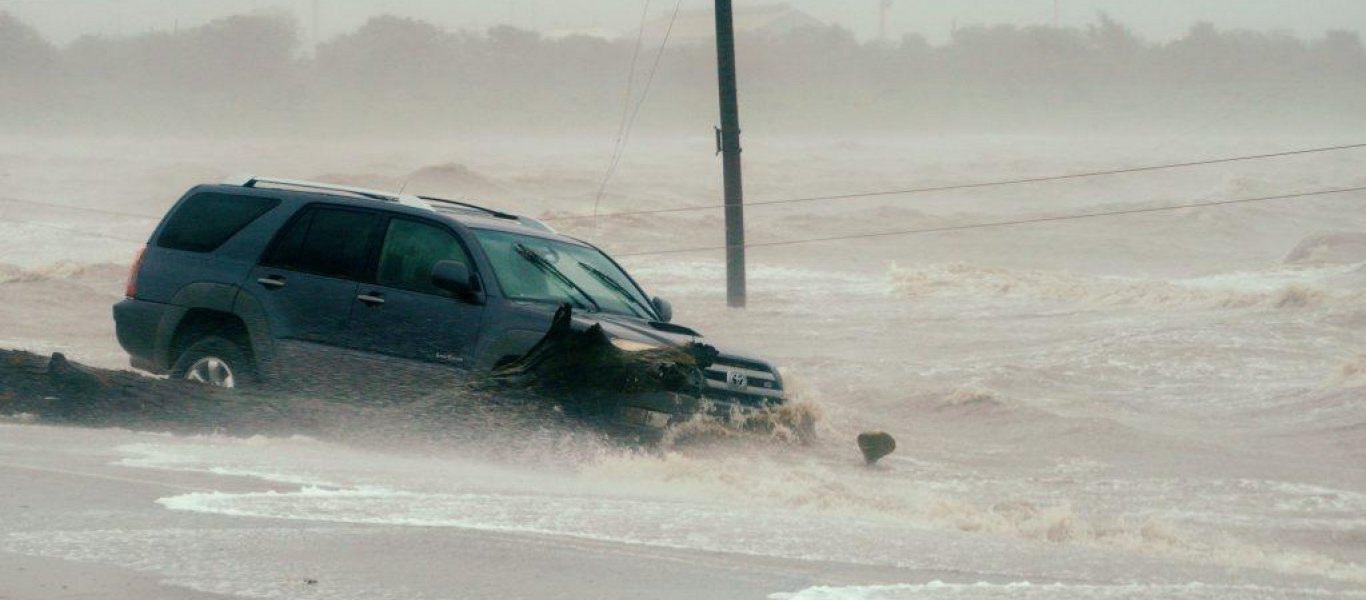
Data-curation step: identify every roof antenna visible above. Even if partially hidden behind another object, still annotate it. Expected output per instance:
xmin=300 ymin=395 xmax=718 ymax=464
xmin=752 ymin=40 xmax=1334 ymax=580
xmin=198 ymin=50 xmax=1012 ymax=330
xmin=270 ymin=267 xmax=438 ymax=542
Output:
xmin=396 ymin=167 xmax=419 ymax=196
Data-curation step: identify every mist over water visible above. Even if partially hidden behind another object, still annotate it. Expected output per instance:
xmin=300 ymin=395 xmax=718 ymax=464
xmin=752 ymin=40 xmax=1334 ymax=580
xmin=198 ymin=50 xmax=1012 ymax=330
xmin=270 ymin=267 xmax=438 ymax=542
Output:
xmin=1 ymin=4 xmax=1365 ymax=600
xmin=2 ymin=9 xmax=1365 ymax=136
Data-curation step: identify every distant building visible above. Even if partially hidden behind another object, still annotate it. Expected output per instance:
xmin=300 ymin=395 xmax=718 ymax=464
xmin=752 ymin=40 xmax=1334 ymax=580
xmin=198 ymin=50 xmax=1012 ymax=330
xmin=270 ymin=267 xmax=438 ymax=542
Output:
xmin=636 ymin=3 xmax=825 ymax=44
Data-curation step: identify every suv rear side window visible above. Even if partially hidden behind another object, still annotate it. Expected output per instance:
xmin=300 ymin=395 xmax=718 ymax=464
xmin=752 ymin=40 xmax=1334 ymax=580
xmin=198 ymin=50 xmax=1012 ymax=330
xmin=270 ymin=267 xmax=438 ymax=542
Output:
xmin=157 ymin=192 xmax=279 ymax=253
xmin=262 ymin=206 xmax=380 ymax=280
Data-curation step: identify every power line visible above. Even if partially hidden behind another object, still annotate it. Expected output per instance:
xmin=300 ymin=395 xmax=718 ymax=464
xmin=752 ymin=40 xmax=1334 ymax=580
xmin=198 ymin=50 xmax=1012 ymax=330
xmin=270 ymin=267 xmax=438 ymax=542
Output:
xmin=592 ymin=0 xmax=652 ymax=213
xmin=5 ymin=142 xmax=1357 ymax=228
xmin=590 ymin=0 xmax=684 ymax=220
xmin=3 ymin=185 xmax=1359 ymax=259
xmin=3 ymin=145 xmax=1360 ymax=254
xmin=612 ymin=185 xmax=1366 ymax=257
xmin=550 ymin=141 xmax=1366 ymax=223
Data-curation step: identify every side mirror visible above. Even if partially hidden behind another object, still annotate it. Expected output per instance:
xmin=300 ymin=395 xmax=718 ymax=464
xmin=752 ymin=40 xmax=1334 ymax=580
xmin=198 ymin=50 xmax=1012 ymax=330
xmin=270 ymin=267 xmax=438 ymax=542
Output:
xmin=651 ymin=296 xmax=673 ymax=323
xmin=432 ymin=260 xmax=479 ymax=298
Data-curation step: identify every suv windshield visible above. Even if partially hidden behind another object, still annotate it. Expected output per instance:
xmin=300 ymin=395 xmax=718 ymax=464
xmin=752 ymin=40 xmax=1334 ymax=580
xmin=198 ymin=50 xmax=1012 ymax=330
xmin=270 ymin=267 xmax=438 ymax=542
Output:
xmin=473 ymin=228 xmax=656 ymax=320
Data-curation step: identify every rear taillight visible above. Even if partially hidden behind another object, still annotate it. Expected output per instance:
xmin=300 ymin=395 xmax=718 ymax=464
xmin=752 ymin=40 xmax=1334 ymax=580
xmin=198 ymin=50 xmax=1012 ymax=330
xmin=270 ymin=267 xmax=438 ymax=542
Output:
xmin=125 ymin=246 xmax=146 ymax=298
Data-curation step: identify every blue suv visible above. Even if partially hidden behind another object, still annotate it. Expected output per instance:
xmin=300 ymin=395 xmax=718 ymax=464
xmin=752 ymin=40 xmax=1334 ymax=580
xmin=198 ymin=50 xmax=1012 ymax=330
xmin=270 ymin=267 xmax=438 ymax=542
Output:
xmin=113 ymin=177 xmax=785 ymax=430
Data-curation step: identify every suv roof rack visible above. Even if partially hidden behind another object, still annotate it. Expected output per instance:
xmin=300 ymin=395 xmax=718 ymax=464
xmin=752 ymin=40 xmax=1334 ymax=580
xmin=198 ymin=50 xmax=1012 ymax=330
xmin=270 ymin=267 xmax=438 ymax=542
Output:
xmin=420 ymin=196 xmax=556 ymax=233
xmin=418 ymin=195 xmax=519 ymax=219
xmin=224 ymin=175 xmax=434 ymax=210
xmin=222 ymin=175 xmax=555 ymax=233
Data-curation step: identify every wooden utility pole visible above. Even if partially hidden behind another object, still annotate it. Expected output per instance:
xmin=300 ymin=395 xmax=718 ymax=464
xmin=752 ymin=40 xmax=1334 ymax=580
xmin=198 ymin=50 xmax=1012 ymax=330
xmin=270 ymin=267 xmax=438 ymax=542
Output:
xmin=714 ymin=0 xmax=746 ymax=308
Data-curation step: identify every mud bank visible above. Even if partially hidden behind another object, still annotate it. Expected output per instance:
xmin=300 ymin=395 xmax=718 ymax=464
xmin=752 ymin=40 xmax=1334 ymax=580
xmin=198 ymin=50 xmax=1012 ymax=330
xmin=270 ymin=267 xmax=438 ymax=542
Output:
xmin=0 ymin=344 xmax=811 ymax=449
xmin=0 ymin=348 xmax=570 ymax=441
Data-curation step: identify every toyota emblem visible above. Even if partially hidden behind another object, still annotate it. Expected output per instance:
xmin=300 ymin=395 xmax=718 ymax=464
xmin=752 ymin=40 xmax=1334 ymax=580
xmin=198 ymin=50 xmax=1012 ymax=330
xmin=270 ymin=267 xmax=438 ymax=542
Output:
xmin=726 ymin=371 xmax=748 ymax=388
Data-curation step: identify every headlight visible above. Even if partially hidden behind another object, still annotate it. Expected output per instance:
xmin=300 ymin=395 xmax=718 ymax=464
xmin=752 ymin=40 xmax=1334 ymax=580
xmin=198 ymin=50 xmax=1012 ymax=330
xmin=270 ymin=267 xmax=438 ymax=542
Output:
xmin=610 ymin=337 xmax=662 ymax=353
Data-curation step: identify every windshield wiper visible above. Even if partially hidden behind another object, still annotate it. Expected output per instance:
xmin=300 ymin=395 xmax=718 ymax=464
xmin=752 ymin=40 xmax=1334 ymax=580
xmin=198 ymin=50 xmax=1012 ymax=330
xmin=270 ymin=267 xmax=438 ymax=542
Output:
xmin=514 ymin=244 xmax=601 ymax=312
xmin=577 ymin=261 xmax=654 ymax=319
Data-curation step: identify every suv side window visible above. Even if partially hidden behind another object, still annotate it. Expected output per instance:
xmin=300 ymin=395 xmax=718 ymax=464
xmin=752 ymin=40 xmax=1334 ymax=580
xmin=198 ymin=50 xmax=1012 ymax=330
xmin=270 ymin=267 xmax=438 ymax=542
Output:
xmin=262 ymin=205 xmax=380 ymax=280
xmin=376 ymin=218 xmax=474 ymax=295
xmin=157 ymin=192 xmax=279 ymax=253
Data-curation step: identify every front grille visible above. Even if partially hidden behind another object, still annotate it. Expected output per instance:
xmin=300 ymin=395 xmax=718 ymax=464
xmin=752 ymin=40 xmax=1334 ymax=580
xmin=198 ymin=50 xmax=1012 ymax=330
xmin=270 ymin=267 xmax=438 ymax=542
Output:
xmin=704 ymin=369 xmax=780 ymax=390
xmin=702 ymin=357 xmax=784 ymax=408
xmin=712 ymin=355 xmax=770 ymax=372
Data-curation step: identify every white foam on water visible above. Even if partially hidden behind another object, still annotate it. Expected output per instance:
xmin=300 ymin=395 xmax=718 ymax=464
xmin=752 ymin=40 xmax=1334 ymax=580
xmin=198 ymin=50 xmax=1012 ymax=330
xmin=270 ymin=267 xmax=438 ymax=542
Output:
xmin=2 ymin=528 xmax=418 ymax=600
xmin=886 ymin=262 xmax=1362 ymax=311
xmin=156 ymin=485 xmax=1067 ymax=576
xmin=1338 ymin=354 xmax=1366 ymax=386
xmin=0 ymin=223 xmax=139 ymax=268
xmin=627 ymin=260 xmax=888 ymax=297
xmin=1180 ymin=263 xmax=1364 ymax=293
xmin=115 ymin=440 xmax=341 ymax=487
xmin=770 ymin=581 xmax=1366 ymax=600
xmin=112 ymin=438 xmax=1183 ymax=585
xmin=140 ymin=448 xmax=1366 ymax=586
xmin=577 ymin=452 xmax=1366 ymax=584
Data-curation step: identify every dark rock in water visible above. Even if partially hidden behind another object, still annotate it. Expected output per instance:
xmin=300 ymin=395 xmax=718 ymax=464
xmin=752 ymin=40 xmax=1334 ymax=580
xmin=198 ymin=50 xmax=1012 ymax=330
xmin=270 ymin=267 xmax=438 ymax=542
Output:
xmin=47 ymin=352 xmax=69 ymax=372
xmin=857 ymin=431 xmax=896 ymax=464
xmin=45 ymin=352 xmax=105 ymax=393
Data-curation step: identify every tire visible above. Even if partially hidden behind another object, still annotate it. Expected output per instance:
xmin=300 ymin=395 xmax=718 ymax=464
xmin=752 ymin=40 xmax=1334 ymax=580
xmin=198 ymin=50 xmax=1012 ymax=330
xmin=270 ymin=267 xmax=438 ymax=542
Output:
xmin=171 ymin=336 xmax=254 ymax=389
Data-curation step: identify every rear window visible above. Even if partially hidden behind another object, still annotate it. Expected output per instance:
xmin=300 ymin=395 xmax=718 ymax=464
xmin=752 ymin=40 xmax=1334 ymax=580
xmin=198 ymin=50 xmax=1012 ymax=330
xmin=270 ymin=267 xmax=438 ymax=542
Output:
xmin=157 ymin=192 xmax=279 ymax=253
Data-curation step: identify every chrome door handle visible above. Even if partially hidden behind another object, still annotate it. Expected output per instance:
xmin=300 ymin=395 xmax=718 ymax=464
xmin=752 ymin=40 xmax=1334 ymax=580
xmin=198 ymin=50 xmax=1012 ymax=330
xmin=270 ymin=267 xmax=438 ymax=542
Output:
xmin=257 ymin=276 xmax=285 ymax=289
xmin=357 ymin=293 xmax=385 ymax=306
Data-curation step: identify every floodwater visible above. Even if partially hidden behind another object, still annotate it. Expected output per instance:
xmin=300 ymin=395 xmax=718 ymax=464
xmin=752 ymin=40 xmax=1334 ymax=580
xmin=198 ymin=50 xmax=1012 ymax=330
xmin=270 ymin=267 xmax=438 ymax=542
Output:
xmin=1 ymin=135 xmax=1363 ymax=599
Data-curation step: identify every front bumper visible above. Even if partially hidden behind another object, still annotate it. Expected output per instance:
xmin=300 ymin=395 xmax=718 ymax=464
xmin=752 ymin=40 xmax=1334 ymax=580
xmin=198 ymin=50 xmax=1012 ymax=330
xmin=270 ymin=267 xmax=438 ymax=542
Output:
xmin=610 ymin=353 xmax=787 ymax=433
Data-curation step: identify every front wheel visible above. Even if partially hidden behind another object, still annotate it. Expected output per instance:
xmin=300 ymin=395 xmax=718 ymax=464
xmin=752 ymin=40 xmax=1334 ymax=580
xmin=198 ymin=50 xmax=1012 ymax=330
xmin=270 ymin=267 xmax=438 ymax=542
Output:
xmin=171 ymin=336 xmax=253 ymax=389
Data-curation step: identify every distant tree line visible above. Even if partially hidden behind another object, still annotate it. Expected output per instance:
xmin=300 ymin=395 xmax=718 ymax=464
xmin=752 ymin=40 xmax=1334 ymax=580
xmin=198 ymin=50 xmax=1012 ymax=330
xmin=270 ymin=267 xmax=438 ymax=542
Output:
xmin=1 ymin=11 xmax=1362 ymax=136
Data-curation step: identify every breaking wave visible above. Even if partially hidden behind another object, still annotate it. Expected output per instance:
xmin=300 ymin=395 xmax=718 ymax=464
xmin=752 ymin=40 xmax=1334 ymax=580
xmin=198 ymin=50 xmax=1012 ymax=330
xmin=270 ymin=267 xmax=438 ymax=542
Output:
xmin=153 ymin=480 xmax=1365 ymax=586
xmin=313 ymin=161 xmax=505 ymax=199
xmin=580 ymin=451 xmax=1366 ymax=584
xmin=0 ymin=260 xmax=126 ymax=285
xmin=937 ymin=385 xmax=1007 ymax=409
xmin=1338 ymin=354 xmax=1366 ymax=387
xmin=1285 ymin=232 xmax=1366 ymax=265
xmin=772 ymin=580 xmax=1366 ymax=600
xmin=886 ymin=262 xmax=1357 ymax=310
xmin=118 ymin=433 xmax=1366 ymax=585
xmin=659 ymin=400 xmax=823 ymax=448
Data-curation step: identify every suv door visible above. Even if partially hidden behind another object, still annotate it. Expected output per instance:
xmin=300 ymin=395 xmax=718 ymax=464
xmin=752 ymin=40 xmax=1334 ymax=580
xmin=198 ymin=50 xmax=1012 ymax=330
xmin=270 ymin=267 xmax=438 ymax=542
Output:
xmin=247 ymin=204 xmax=382 ymax=358
xmin=348 ymin=216 xmax=486 ymax=368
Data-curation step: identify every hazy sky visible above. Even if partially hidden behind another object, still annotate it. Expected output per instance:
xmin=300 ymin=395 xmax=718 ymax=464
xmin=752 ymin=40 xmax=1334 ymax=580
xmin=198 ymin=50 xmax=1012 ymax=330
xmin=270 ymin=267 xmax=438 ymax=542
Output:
xmin=4 ymin=0 xmax=1364 ymax=45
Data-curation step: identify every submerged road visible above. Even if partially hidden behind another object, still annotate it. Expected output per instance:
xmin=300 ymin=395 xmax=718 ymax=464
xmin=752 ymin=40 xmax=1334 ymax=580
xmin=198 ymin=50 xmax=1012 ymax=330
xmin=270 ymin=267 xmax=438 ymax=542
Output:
xmin=0 ymin=424 xmax=958 ymax=600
